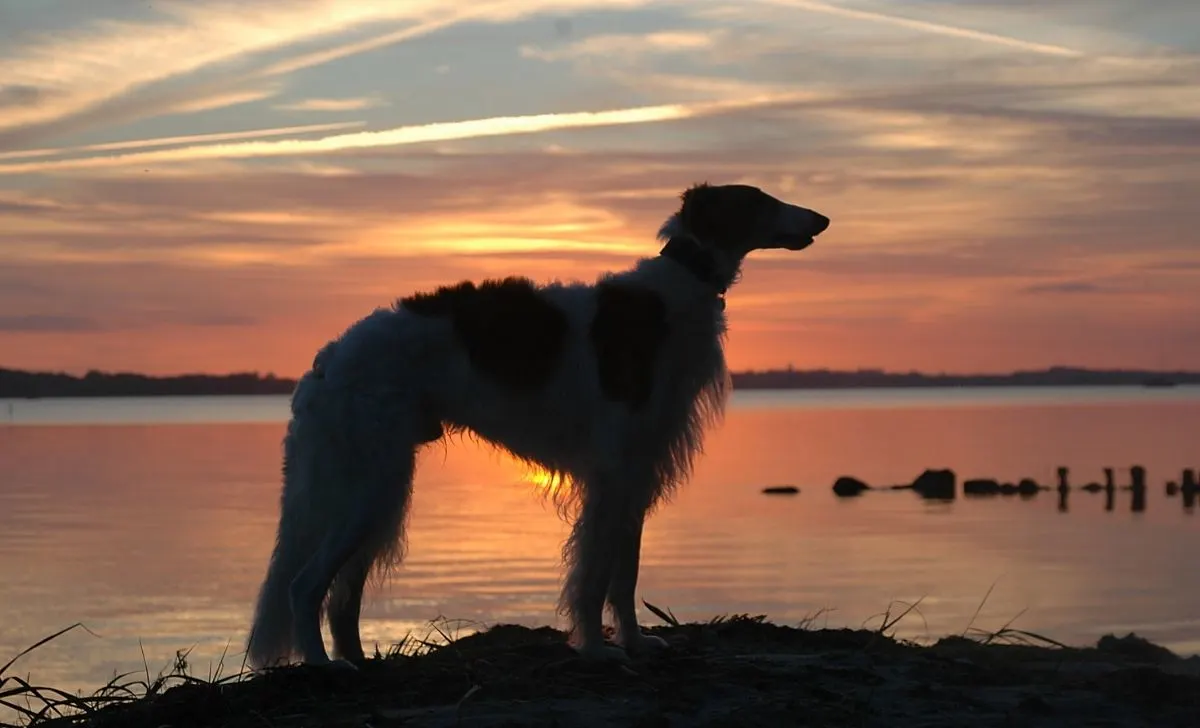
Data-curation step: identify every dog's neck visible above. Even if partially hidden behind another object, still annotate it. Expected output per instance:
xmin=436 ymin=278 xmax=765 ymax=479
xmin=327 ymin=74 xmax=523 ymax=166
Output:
xmin=656 ymin=213 xmax=744 ymax=300
xmin=658 ymin=236 xmax=741 ymax=301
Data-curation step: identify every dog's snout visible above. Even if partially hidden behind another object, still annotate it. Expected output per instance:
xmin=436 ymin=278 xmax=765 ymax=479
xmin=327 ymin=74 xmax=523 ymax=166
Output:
xmin=812 ymin=213 xmax=830 ymax=235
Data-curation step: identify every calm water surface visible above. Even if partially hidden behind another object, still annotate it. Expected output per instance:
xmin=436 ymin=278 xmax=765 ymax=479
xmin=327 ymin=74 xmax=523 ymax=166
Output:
xmin=1 ymin=387 xmax=1198 ymax=696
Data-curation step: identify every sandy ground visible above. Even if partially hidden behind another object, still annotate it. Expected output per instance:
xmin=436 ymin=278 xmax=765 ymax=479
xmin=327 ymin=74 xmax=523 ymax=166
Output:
xmin=17 ymin=617 xmax=1200 ymax=728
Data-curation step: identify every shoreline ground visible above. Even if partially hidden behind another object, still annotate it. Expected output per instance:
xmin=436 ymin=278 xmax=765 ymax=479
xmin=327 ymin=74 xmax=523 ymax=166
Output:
xmin=4 ymin=615 xmax=1198 ymax=728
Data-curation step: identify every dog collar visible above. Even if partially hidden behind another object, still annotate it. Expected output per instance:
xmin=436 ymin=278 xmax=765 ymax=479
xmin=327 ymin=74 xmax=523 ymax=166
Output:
xmin=660 ymin=237 xmax=728 ymax=296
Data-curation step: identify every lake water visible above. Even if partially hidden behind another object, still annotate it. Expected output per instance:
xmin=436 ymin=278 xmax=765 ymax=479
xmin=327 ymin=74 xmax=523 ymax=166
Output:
xmin=1 ymin=387 xmax=1198 ymax=699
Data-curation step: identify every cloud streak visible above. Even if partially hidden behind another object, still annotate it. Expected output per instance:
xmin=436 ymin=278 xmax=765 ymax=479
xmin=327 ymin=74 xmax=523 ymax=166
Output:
xmin=0 ymin=0 xmax=661 ymax=149
xmin=255 ymin=13 xmax=465 ymax=77
xmin=0 ymin=122 xmax=364 ymax=161
xmin=0 ymin=314 xmax=100 ymax=333
xmin=274 ymin=97 xmax=387 ymax=112
xmin=0 ymin=5 xmax=457 ymax=148
xmin=1023 ymin=281 xmax=1104 ymax=295
xmin=757 ymin=0 xmax=1085 ymax=57
xmin=0 ymin=92 xmax=819 ymax=174
xmin=0 ymin=4 xmax=362 ymax=133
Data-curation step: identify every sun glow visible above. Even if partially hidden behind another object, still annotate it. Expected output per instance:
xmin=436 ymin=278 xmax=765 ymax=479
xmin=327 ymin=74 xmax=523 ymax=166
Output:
xmin=521 ymin=464 xmax=571 ymax=500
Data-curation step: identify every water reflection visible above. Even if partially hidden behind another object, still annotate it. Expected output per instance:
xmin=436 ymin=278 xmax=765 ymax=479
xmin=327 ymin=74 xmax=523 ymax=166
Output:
xmin=0 ymin=391 xmax=1197 ymax=699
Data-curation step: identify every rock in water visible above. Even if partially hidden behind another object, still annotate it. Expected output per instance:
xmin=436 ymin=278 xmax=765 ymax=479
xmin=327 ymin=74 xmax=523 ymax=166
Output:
xmin=1017 ymin=478 xmax=1042 ymax=496
xmin=762 ymin=485 xmax=799 ymax=495
xmin=964 ymin=478 xmax=1002 ymax=495
xmin=833 ymin=476 xmax=870 ymax=497
xmin=911 ymin=468 xmax=956 ymax=500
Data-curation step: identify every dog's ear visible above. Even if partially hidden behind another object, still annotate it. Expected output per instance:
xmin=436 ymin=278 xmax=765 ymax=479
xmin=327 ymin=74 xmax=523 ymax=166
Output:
xmin=679 ymin=183 xmax=725 ymax=243
xmin=679 ymin=183 xmax=777 ymax=250
xmin=679 ymin=181 xmax=710 ymax=204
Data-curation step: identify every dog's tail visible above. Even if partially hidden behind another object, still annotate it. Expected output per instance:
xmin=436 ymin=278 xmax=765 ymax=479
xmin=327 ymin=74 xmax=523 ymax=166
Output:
xmin=245 ymin=354 xmax=336 ymax=669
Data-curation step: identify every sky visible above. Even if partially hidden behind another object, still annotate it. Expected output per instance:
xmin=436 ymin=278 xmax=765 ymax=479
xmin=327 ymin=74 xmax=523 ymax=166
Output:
xmin=0 ymin=0 xmax=1197 ymax=377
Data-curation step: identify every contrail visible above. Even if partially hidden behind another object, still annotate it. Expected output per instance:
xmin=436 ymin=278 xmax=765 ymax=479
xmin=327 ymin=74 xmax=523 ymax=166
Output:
xmin=259 ymin=14 xmax=466 ymax=77
xmin=762 ymin=0 xmax=1085 ymax=57
xmin=0 ymin=122 xmax=364 ymax=161
xmin=0 ymin=92 xmax=818 ymax=175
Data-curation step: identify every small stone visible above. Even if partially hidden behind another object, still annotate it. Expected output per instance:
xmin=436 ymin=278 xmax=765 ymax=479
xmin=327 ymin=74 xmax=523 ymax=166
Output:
xmin=833 ymin=476 xmax=870 ymax=497
xmin=762 ymin=485 xmax=799 ymax=495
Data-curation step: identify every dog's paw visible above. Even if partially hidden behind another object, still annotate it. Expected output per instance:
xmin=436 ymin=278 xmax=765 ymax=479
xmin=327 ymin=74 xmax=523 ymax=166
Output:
xmin=622 ymin=632 xmax=670 ymax=656
xmin=304 ymin=656 xmax=360 ymax=672
xmin=575 ymin=643 xmax=631 ymax=664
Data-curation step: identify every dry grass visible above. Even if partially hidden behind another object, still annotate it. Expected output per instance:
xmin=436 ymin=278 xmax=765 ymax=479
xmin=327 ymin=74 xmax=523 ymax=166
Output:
xmin=1 ymin=624 xmax=252 ymax=727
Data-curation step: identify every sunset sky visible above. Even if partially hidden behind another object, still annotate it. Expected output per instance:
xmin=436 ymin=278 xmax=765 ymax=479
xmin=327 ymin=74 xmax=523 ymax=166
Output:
xmin=1 ymin=0 xmax=1197 ymax=377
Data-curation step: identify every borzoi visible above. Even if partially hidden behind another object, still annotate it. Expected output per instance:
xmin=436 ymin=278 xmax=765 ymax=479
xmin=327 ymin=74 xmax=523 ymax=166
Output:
xmin=245 ymin=183 xmax=830 ymax=668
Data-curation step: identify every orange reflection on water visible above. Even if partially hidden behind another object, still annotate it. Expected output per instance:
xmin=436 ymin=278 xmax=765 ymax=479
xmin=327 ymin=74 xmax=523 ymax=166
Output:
xmin=1 ymin=390 xmax=1198 ymax=700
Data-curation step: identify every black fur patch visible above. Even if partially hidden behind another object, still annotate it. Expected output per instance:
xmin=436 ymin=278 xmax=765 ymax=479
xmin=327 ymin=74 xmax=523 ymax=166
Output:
xmin=590 ymin=282 xmax=669 ymax=409
xmin=400 ymin=277 xmax=568 ymax=391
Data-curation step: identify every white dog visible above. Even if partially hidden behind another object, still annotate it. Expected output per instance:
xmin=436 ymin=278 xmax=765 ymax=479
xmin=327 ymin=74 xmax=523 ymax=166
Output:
xmin=245 ymin=183 xmax=830 ymax=669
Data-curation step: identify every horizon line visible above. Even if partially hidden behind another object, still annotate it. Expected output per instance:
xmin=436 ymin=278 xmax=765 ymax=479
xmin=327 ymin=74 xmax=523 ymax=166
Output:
xmin=3 ymin=364 xmax=1199 ymax=380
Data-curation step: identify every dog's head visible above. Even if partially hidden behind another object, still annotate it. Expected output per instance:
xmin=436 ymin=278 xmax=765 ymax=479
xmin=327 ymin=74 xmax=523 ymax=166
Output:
xmin=659 ymin=183 xmax=830 ymax=256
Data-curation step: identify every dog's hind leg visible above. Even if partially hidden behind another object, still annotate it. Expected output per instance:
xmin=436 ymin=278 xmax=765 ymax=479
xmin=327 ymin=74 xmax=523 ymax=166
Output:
xmin=327 ymin=402 xmax=436 ymax=663
xmin=327 ymin=467 xmax=414 ymax=664
xmin=327 ymin=555 xmax=372 ymax=663
xmin=290 ymin=437 xmax=417 ymax=669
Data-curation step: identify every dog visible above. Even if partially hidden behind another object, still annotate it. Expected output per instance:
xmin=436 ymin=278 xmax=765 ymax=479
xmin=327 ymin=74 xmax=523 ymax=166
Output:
xmin=245 ymin=182 xmax=830 ymax=669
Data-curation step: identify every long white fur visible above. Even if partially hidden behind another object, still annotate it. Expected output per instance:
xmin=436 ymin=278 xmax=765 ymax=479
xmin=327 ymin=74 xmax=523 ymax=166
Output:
xmin=245 ymin=188 xmax=825 ymax=669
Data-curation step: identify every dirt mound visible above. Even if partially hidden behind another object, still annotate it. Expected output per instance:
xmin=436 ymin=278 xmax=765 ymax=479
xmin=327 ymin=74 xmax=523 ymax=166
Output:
xmin=12 ymin=617 xmax=1200 ymax=728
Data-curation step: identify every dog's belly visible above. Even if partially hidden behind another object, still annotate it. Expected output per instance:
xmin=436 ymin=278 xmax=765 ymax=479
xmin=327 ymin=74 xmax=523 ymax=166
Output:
xmin=436 ymin=382 xmax=594 ymax=472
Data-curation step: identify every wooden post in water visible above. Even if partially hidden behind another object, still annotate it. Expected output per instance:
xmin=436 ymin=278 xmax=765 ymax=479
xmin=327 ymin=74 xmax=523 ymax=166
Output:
xmin=1056 ymin=466 xmax=1069 ymax=512
xmin=1104 ymin=467 xmax=1116 ymax=512
xmin=1182 ymin=469 xmax=1198 ymax=512
xmin=1130 ymin=465 xmax=1147 ymax=513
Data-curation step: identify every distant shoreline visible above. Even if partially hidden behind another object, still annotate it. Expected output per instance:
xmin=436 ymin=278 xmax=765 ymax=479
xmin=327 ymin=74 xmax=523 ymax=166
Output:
xmin=2 ymin=365 xmax=1197 ymax=399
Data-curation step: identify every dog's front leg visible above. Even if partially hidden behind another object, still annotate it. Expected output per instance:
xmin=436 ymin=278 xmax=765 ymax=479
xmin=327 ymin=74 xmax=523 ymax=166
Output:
xmin=560 ymin=477 xmax=631 ymax=663
xmin=606 ymin=505 xmax=669 ymax=656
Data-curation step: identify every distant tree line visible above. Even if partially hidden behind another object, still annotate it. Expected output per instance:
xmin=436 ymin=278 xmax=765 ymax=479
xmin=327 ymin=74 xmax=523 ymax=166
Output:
xmin=0 ymin=368 xmax=297 ymax=398
xmin=0 ymin=365 xmax=1196 ymax=399
xmin=730 ymin=366 xmax=1199 ymax=389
